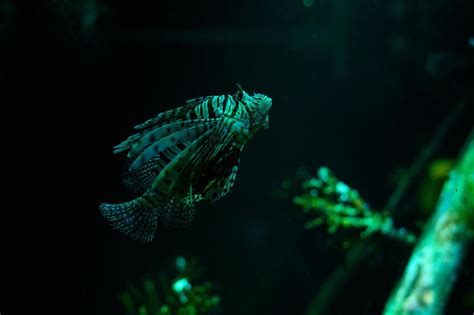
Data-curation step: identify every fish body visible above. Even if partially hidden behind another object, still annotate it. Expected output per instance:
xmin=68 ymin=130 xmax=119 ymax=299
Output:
xmin=100 ymin=85 xmax=272 ymax=241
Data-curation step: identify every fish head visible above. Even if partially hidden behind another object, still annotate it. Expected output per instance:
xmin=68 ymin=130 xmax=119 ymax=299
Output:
xmin=233 ymin=84 xmax=272 ymax=131
xmin=251 ymin=93 xmax=272 ymax=130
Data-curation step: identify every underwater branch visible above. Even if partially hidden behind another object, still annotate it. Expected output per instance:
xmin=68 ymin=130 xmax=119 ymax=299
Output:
xmin=383 ymin=130 xmax=474 ymax=315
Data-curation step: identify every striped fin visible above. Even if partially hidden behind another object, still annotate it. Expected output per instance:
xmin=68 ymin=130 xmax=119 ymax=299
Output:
xmin=113 ymin=119 xmax=204 ymax=155
xmin=134 ymin=97 xmax=207 ymax=130
xmin=113 ymin=95 xmax=229 ymax=156
xmin=123 ymin=140 xmax=193 ymax=192
xmin=99 ymin=197 xmax=159 ymax=242
xmin=164 ymin=127 xmax=232 ymax=197
xmin=188 ymin=131 xmax=223 ymax=170
xmin=146 ymin=135 xmax=206 ymax=226
xmin=122 ymin=155 xmax=162 ymax=193
xmin=160 ymin=196 xmax=197 ymax=227
xmin=150 ymin=128 xmax=214 ymax=193
xmin=113 ymin=133 xmax=143 ymax=154
xmin=129 ymin=121 xmax=217 ymax=171
xmin=202 ymin=144 xmax=242 ymax=201
xmin=146 ymin=129 xmax=225 ymax=227
xmin=127 ymin=119 xmax=216 ymax=157
xmin=212 ymin=159 xmax=240 ymax=201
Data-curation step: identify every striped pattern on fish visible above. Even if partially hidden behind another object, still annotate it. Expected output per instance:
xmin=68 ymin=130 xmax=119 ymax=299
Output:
xmin=99 ymin=85 xmax=272 ymax=242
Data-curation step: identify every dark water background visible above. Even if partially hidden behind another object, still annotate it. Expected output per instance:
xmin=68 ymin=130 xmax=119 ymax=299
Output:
xmin=2 ymin=0 xmax=473 ymax=314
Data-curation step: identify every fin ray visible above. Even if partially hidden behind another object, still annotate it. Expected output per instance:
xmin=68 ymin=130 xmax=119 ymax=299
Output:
xmin=113 ymin=118 xmax=216 ymax=157
xmin=129 ymin=122 xmax=217 ymax=171
xmin=99 ymin=197 xmax=158 ymax=242
xmin=133 ymin=97 xmax=207 ymax=130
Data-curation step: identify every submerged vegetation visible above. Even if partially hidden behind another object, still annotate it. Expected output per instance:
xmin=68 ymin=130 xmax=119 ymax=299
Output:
xmin=294 ymin=166 xmax=417 ymax=244
xmin=383 ymin=132 xmax=474 ymax=315
xmin=291 ymin=130 xmax=473 ymax=315
xmin=22 ymin=0 xmax=470 ymax=313
xmin=119 ymin=256 xmax=220 ymax=315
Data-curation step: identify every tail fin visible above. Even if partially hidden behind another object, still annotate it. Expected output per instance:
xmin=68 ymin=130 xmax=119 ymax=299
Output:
xmin=99 ymin=197 xmax=158 ymax=242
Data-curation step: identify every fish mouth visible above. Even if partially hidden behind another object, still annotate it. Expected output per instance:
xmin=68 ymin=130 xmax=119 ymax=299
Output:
xmin=263 ymin=116 xmax=270 ymax=129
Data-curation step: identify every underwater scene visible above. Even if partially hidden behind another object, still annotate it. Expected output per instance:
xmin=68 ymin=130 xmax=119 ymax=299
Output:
xmin=4 ymin=0 xmax=474 ymax=314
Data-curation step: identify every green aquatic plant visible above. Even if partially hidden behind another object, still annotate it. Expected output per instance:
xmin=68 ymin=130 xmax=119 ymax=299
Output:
xmin=119 ymin=256 xmax=220 ymax=315
xmin=294 ymin=167 xmax=417 ymax=244
xmin=297 ymin=103 xmax=469 ymax=315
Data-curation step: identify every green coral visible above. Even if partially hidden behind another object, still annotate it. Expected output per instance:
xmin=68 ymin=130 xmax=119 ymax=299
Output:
xmin=294 ymin=167 xmax=417 ymax=244
xmin=119 ymin=256 xmax=220 ymax=315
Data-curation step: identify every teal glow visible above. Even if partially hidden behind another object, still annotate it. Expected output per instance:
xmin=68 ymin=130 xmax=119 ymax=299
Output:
xmin=469 ymin=37 xmax=474 ymax=47
xmin=176 ymin=256 xmax=186 ymax=272
xmin=303 ymin=0 xmax=314 ymax=8
xmin=172 ymin=278 xmax=191 ymax=293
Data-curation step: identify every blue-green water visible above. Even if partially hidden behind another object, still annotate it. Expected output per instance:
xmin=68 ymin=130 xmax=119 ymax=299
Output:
xmin=3 ymin=1 xmax=473 ymax=314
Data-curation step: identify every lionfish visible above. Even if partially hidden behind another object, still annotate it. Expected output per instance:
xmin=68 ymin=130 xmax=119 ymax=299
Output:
xmin=100 ymin=85 xmax=272 ymax=242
